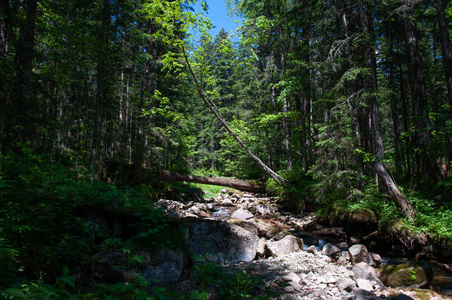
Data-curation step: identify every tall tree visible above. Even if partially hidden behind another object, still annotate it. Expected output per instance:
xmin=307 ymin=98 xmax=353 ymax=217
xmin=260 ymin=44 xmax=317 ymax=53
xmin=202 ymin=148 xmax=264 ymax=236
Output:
xmin=398 ymin=0 xmax=435 ymax=179
xmin=434 ymin=0 xmax=452 ymax=108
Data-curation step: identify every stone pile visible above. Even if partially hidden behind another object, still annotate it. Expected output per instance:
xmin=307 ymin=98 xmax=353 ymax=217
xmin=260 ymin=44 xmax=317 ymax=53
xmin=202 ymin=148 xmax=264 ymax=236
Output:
xmin=151 ymin=191 xmax=450 ymax=299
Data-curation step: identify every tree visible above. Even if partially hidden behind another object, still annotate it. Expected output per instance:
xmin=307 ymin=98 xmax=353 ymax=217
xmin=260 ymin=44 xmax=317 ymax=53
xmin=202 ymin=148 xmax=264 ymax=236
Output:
xmin=398 ymin=0 xmax=435 ymax=180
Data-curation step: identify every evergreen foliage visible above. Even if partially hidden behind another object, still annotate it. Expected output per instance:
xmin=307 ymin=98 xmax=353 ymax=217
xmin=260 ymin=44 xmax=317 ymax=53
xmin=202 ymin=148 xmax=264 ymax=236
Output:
xmin=0 ymin=0 xmax=451 ymax=296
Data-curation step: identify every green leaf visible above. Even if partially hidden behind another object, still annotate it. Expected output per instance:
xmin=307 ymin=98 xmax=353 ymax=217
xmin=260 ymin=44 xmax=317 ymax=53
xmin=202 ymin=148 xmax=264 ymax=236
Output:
xmin=5 ymin=288 xmax=26 ymax=299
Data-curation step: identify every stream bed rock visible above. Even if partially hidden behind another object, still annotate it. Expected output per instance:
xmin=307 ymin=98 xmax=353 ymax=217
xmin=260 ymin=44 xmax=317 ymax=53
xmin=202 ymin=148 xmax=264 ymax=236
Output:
xmin=154 ymin=192 xmax=452 ymax=299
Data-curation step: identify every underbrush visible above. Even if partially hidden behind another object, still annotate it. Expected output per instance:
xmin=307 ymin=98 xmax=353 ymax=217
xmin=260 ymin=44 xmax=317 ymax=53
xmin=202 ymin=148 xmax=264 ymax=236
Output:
xmin=0 ymin=147 xmax=181 ymax=297
xmin=0 ymin=148 xmax=272 ymax=299
xmin=266 ymin=167 xmax=316 ymax=212
xmin=191 ymin=255 xmax=271 ymax=300
xmin=312 ymin=178 xmax=452 ymax=252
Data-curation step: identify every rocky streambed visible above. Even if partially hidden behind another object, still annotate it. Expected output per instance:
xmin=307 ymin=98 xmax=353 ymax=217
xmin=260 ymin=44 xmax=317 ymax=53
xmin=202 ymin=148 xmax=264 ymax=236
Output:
xmin=89 ymin=190 xmax=452 ymax=299
xmin=152 ymin=190 xmax=452 ymax=299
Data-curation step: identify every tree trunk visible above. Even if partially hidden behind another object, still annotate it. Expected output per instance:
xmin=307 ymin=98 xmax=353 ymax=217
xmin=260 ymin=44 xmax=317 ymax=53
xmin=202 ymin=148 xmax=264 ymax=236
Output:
xmin=157 ymin=170 xmax=266 ymax=193
xmin=181 ymin=45 xmax=286 ymax=185
xmin=12 ymin=0 xmax=37 ymax=143
xmin=434 ymin=0 xmax=452 ymax=108
xmin=374 ymin=159 xmax=415 ymax=220
xmin=399 ymin=1 xmax=434 ymax=179
xmin=0 ymin=0 xmax=10 ymax=61
xmin=390 ymin=62 xmax=402 ymax=180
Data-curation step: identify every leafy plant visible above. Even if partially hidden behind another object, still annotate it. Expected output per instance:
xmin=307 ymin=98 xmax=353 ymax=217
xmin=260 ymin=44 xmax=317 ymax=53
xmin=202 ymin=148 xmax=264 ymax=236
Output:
xmin=1 ymin=267 xmax=77 ymax=300
xmin=192 ymin=255 xmax=267 ymax=299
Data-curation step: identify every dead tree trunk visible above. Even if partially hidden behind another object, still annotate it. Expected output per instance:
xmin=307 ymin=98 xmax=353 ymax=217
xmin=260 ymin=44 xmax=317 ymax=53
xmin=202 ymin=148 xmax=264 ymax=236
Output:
xmin=157 ymin=170 xmax=266 ymax=193
xmin=181 ymin=45 xmax=286 ymax=185
xmin=373 ymin=159 xmax=415 ymax=220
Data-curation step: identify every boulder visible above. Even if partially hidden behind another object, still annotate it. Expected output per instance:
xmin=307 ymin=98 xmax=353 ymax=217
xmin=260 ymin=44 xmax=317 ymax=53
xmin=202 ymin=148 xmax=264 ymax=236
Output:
xmin=349 ymin=208 xmax=378 ymax=225
xmin=369 ymin=252 xmax=382 ymax=267
xmin=337 ymin=251 xmax=350 ymax=265
xmin=348 ymin=244 xmax=373 ymax=265
xmin=266 ymin=235 xmax=303 ymax=257
xmin=321 ymin=243 xmax=341 ymax=260
xmin=227 ymin=219 xmax=259 ymax=235
xmin=185 ymin=219 xmax=258 ymax=264
xmin=252 ymin=218 xmax=273 ymax=237
xmin=256 ymin=238 xmax=267 ymax=257
xmin=273 ymin=230 xmax=291 ymax=241
xmin=230 ymin=208 xmax=254 ymax=220
xmin=356 ymin=278 xmax=374 ymax=292
xmin=186 ymin=203 xmax=212 ymax=219
xmin=339 ymin=277 xmax=356 ymax=292
xmin=354 ymin=262 xmax=380 ymax=278
xmin=140 ymin=249 xmax=185 ymax=284
xmin=352 ymin=263 xmax=386 ymax=290
xmin=378 ymin=262 xmax=432 ymax=289
xmin=306 ymin=245 xmax=317 ymax=254
xmin=335 ymin=242 xmax=348 ymax=251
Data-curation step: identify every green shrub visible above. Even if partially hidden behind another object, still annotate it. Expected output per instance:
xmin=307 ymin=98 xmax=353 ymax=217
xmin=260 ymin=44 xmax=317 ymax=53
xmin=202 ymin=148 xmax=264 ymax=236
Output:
xmin=267 ymin=167 xmax=315 ymax=212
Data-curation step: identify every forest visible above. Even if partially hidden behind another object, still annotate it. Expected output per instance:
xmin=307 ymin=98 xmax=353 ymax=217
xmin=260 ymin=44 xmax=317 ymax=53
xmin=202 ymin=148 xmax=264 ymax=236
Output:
xmin=0 ymin=0 xmax=451 ymax=298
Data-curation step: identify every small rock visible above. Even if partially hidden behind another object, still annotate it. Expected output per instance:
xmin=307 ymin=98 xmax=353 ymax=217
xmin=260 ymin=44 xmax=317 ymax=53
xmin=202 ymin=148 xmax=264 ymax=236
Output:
xmin=337 ymin=251 xmax=351 ymax=265
xmin=356 ymin=278 xmax=374 ymax=291
xmin=325 ymin=276 xmax=337 ymax=284
xmin=322 ymin=243 xmax=341 ymax=260
xmin=348 ymin=244 xmax=373 ymax=265
xmin=283 ymin=271 xmax=301 ymax=283
xmin=283 ymin=286 xmax=295 ymax=293
xmin=354 ymin=262 xmax=380 ymax=278
xmin=307 ymin=245 xmax=317 ymax=254
xmin=252 ymin=204 xmax=277 ymax=217
xmin=336 ymin=242 xmax=349 ymax=251
xmin=369 ymin=252 xmax=382 ymax=267
xmin=230 ymin=208 xmax=254 ymax=220
xmin=339 ymin=277 xmax=356 ymax=292
xmin=351 ymin=288 xmax=376 ymax=300
xmin=318 ymin=283 xmax=327 ymax=289
xmin=221 ymin=198 xmax=234 ymax=206
xmin=266 ymin=235 xmax=303 ymax=257
xmin=274 ymin=230 xmax=292 ymax=241
xmin=257 ymin=238 xmax=267 ymax=257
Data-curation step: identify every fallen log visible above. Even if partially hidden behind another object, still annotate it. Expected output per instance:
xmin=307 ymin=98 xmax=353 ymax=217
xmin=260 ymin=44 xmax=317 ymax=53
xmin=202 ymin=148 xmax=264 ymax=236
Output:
xmin=373 ymin=158 xmax=415 ymax=220
xmin=157 ymin=170 xmax=266 ymax=193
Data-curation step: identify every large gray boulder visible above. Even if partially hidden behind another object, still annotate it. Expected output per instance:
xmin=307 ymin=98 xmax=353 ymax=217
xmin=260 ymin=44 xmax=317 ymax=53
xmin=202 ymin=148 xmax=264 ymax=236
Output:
xmin=140 ymin=249 xmax=185 ymax=284
xmin=185 ymin=219 xmax=258 ymax=264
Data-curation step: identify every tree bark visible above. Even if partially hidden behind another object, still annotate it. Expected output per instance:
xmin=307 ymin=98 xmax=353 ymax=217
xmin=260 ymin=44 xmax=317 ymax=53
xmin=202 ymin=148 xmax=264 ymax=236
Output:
xmin=434 ymin=0 xmax=452 ymax=108
xmin=373 ymin=159 xmax=415 ymax=220
xmin=0 ymin=0 xmax=10 ymax=61
xmin=12 ymin=0 xmax=37 ymax=143
xmin=399 ymin=1 xmax=434 ymax=179
xmin=157 ymin=170 xmax=266 ymax=193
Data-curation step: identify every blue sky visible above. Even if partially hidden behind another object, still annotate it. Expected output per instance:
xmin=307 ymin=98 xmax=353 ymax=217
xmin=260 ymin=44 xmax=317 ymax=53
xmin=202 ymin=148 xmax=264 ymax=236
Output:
xmin=193 ymin=1 xmax=241 ymax=38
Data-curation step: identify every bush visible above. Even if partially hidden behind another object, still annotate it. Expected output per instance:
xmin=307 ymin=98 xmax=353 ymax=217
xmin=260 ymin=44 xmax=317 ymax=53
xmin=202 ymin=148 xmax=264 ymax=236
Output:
xmin=267 ymin=167 xmax=315 ymax=212
xmin=0 ymin=147 xmax=179 ymax=291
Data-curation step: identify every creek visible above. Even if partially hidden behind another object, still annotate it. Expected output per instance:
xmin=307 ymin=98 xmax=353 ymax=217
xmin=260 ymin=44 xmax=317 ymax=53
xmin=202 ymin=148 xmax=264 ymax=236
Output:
xmin=208 ymin=196 xmax=452 ymax=297
xmin=155 ymin=191 xmax=452 ymax=299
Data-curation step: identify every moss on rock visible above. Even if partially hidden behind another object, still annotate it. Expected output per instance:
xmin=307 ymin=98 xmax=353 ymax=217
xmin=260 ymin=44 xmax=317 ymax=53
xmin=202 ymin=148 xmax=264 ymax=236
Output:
xmin=378 ymin=263 xmax=432 ymax=288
